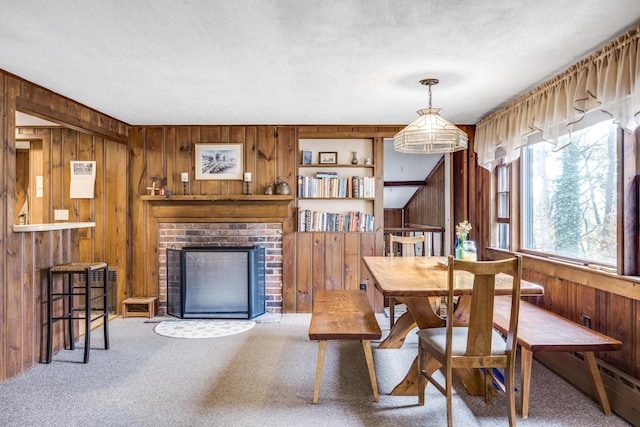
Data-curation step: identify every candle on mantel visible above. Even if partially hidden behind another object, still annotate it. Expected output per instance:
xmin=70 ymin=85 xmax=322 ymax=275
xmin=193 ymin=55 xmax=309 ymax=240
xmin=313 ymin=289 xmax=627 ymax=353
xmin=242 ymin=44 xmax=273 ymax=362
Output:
xmin=181 ymin=172 xmax=189 ymax=183
xmin=244 ymin=172 xmax=252 ymax=182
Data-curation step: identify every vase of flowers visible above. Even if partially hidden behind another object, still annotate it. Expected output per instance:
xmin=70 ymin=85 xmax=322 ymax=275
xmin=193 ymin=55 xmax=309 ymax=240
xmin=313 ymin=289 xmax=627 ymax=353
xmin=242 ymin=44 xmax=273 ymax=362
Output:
xmin=455 ymin=220 xmax=472 ymax=259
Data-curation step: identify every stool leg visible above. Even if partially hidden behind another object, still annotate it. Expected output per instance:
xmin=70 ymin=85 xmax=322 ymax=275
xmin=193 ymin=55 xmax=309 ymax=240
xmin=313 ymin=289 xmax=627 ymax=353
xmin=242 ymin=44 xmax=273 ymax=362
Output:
xmin=46 ymin=268 xmax=54 ymax=364
xmin=83 ymin=267 xmax=91 ymax=363
xmin=102 ymin=266 xmax=109 ymax=350
xmin=67 ymin=274 xmax=75 ymax=351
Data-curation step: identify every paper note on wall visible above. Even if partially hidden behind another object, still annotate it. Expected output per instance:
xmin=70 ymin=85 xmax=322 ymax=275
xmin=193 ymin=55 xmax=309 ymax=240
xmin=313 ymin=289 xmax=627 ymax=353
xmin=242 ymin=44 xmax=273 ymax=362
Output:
xmin=36 ymin=175 xmax=43 ymax=198
xmin=70 ymin=161 xmax=96 ymax=199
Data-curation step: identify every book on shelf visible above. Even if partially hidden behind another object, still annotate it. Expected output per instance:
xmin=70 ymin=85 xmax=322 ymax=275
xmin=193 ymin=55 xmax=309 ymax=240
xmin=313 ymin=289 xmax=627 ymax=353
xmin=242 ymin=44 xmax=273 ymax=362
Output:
xmin=315 ymin=171 xmax=339 ymax=178
xmin=297 ymin=174 xmax=375 ymax=199
xmin=297 ymin=208 xmax=374 ymax=232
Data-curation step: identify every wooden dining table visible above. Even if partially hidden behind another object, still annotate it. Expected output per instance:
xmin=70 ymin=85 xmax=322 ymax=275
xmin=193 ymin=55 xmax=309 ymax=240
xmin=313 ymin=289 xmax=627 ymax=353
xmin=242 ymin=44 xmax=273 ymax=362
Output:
xmin=363 ymin=255 xmax=544 ymax=396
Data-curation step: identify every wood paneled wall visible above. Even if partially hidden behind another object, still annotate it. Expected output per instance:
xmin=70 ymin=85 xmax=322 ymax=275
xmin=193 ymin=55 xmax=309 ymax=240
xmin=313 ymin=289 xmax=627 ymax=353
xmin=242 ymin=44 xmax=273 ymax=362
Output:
xmin=451 ymin=126 xmax=475 ymax=234
xmin=0 ymin=70 xmax=129 ymax=384
xmin=384 ymin=208 xmax=403 ymax=228
xmin=129 ymin=125 xmax=298 ymax=302
xmin=404 ymin=157 xmax=446 ymax=227
xmin=129 ymin=126 xmax=400 ymax=313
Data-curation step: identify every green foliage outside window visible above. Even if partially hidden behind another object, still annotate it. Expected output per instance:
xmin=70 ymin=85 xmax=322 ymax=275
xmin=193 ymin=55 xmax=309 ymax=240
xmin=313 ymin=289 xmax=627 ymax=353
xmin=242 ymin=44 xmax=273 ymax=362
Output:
xmin=523 ymin=119 xmax=617 ymax=265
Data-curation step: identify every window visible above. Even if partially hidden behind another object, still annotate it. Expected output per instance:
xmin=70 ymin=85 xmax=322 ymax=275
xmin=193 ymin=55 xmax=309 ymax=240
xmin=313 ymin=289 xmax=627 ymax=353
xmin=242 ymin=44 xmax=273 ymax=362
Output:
xmin=522 ymin=117 xmax=618 ymax=266
xmin=496 ymin=163 xmax=510 ymax=250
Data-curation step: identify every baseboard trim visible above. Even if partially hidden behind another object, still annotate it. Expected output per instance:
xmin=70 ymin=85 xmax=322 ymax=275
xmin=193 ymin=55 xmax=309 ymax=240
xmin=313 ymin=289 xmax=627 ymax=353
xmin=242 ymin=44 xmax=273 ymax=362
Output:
xmin=534 ymin=352 xmax=640 ymax=426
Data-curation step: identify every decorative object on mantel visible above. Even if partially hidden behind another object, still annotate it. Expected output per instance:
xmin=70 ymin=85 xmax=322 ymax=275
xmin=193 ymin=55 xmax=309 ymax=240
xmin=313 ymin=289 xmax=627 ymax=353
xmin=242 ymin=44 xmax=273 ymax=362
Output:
xmin=275 ymin=177 xmax=291 ymax=195
xmin=146 ymin=180 xmax=158 ymax=196
xmin=454 ymin=220 xmax=472 ymax=259
xmin=264 ymin=184 xmax=274 ymax=195
xmin=351 ymin=151 xmax=359 ymax=164
xmin=243 ymin=172 xmax=252 ymax=195
xmin=181 ymin=172 xmax=189 ymax=195
xmin=394 ymin=78 xmax=468 ymax=154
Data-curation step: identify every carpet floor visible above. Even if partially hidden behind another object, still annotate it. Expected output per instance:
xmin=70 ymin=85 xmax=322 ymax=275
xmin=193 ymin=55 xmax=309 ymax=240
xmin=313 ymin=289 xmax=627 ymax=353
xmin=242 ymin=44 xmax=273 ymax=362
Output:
xmin=0 ymin=314 xmax=631 ymax=427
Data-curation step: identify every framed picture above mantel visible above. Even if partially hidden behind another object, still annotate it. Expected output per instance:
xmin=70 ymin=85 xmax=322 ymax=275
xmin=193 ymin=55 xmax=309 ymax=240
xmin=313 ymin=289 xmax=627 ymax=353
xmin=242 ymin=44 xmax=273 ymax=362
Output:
xmin=195 ymin=143 xmax=244 ymax=180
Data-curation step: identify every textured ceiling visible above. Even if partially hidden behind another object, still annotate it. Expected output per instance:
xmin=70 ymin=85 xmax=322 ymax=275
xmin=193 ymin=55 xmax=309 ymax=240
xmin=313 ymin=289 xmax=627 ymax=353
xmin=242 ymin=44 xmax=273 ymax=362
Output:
xmin=2 ymin=0 xmax=639 ymax=127
xmin=4 ymin=1 xmax=640 ymax=208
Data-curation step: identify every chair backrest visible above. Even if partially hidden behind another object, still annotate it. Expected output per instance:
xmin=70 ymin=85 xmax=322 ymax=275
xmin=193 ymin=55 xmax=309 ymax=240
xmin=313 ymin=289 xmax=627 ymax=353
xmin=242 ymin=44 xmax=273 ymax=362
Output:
xmin=446 ymin=254 xmax=522 ymax=358
xmin=388 ymin=234 xmax=427 ymax=257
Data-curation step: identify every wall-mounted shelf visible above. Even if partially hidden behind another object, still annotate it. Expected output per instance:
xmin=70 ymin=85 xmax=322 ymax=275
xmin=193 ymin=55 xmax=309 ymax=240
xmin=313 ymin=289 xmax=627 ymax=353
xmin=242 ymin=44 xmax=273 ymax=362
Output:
xmin=139 ymin=195 xmax=294 ymax=222
xmin=13 ymin=222 xmax=96 ymax=233
xmin=298 ymin=164 xmax=375 ymax=168
xmin=139 ymin=195 xmax=293 ymax=202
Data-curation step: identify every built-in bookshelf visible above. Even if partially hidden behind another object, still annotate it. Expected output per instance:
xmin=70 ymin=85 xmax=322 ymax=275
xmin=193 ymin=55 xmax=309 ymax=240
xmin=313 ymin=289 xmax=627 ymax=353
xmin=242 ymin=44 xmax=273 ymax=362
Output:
xmin=298 ymin=174 xmax=375 ymax=199
xmin=298 ymin=209 xmax=374 ymax=232
xmin=297 ymin=138 xmax=376 ymax=233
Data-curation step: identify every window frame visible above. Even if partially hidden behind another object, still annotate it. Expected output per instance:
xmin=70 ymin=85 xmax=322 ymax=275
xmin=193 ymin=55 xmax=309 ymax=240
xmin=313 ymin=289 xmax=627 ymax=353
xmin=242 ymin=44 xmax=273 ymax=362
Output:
xmin=519 ymin=118 xmax=620 ymax=267
xmin=495 ymin=161 xmax=510 ymax=250
xmin=487 ymin=112 xmax=640 ymax=276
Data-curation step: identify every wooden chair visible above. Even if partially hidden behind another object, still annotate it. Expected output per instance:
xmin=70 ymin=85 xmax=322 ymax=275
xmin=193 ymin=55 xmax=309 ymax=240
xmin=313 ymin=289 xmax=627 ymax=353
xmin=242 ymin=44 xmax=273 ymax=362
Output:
xmin=387 ymin=234 xmax=429 ymax=328
xmin=417 ymin=255 xmax=522 ymax=427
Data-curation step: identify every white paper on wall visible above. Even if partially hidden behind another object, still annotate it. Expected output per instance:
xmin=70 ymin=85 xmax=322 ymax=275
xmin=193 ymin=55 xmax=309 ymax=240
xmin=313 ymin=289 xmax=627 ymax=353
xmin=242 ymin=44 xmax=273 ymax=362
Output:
xmin=70 ymin=161 xmax=96 ymax=199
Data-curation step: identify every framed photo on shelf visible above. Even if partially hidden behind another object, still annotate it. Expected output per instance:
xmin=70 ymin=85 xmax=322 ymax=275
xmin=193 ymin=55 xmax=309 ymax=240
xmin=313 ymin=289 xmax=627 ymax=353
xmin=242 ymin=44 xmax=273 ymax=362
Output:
xmin=319 ymin=151 xmax=338 ymax=164
xmin=301 ymin=150 xmax=313 ymax=165
xmin=195 ymin=143 xmax=244 ymax=180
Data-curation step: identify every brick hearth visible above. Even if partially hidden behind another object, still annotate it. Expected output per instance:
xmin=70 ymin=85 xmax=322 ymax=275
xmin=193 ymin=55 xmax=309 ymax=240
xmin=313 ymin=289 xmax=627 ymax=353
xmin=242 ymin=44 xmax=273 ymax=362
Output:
xmin=157 ymin=222 xmax=283 ymax=314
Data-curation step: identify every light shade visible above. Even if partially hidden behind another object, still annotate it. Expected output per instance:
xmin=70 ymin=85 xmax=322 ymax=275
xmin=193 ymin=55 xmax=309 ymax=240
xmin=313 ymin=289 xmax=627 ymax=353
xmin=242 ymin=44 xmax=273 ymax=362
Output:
xmin=394 ymin=108 xmax=468 ymax=154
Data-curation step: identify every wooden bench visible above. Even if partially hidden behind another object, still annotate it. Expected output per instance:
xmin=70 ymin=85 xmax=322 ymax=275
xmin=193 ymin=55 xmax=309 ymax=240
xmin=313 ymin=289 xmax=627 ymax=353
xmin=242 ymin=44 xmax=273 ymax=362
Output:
xmin=493 ymin=296 xmax=622 ymax=418
xmin=308 ymin=289 xmax=382 ymax=403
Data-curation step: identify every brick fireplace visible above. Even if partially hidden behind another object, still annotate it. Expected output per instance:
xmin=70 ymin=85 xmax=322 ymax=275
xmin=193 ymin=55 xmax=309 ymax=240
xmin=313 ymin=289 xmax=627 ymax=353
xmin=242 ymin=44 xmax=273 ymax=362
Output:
xmin=157 ymin=222 xmax=282 ymax=314
xmin=140 ymin=194 xmax=293 ymax=316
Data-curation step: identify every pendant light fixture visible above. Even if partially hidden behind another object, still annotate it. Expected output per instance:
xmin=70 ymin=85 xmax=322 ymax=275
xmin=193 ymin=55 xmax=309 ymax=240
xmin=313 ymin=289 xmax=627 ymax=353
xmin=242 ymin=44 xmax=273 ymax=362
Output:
xmin=393 ymin=78 xmax=468 ymax=154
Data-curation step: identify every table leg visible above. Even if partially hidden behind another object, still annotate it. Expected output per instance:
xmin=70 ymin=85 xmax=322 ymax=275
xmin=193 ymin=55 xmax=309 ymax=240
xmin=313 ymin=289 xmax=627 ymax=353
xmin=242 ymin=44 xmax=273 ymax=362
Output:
xmin=378 ymin=312 xmax=417 ymax=349
xmin=386 ymin=295 xmax=488 ymax=397
xmin=378 ymin=297 xmax=444 ymax=349
xmin=392 ymin=354 xmax=440 ymax=396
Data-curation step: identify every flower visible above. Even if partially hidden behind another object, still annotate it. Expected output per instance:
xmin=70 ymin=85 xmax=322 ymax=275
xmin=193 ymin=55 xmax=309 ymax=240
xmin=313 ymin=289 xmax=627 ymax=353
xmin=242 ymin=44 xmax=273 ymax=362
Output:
xmin=456 ymin=220 xmax=472 ymax=237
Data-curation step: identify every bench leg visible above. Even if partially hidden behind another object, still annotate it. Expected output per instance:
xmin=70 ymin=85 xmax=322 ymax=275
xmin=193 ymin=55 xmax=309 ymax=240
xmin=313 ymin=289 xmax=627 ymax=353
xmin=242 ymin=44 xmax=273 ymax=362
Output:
xmin=520 ymin=347 xmax=533 ymax=419
xmin=582 ymin=352 xmax=611 ymax=415
xmin=361 ymin=340 xmax=379 ymax=402
xmin=312 ymin=340 xmax=327 ymax=404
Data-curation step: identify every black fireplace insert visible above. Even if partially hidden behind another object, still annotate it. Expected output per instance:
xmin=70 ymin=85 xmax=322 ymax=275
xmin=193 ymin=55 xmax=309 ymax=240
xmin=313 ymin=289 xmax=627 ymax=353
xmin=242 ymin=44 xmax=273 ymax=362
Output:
xmin=166 ymin=246 xmax=266 ymax=319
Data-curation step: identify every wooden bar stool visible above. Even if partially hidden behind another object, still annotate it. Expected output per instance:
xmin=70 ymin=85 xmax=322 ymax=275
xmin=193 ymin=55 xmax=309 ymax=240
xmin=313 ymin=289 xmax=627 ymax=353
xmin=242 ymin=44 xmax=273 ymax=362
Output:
xmin=46 ymin=262 xmax=110 ymax=363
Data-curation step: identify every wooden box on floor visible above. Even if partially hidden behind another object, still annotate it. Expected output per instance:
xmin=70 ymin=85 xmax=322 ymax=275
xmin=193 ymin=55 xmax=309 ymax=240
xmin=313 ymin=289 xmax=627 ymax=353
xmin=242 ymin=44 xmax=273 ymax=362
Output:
xmin=122 ymin=297 xmax=157 ymax=318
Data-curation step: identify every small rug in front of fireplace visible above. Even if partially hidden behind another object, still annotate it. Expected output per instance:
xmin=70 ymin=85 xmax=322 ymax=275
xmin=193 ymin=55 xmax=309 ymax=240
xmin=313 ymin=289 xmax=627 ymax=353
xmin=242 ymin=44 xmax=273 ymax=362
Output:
xmin=154 ymin=320 xmax=256 ymax=339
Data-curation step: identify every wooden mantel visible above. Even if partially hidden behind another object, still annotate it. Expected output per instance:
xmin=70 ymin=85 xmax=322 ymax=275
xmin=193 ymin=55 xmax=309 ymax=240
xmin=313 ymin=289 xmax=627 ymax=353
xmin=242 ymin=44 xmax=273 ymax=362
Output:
xmin=139 ymin=195 xmax=294 ymax=222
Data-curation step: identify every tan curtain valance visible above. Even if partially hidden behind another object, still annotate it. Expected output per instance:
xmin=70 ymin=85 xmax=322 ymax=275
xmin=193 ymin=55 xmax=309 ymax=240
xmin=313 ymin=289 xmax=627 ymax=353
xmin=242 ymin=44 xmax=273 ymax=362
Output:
xmin=475 ymin=25 xmax=640 ymax=170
